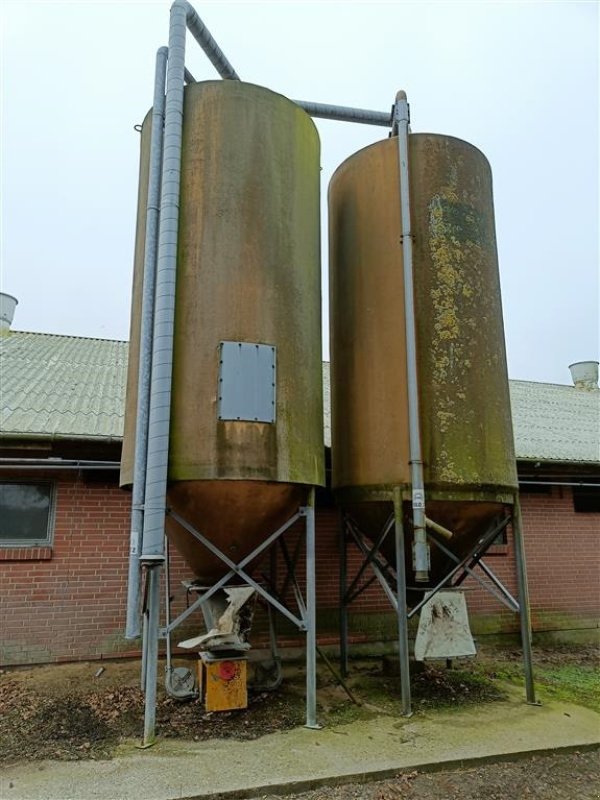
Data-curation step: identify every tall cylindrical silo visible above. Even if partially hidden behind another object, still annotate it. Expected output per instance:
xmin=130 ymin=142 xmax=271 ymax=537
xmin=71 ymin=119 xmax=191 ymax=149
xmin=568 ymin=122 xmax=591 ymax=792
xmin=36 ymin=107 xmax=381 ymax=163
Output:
xmin=121 ymin=80 xmax=324 ymax=582
xmin=329 ymin=133 xmax=517 ymax=586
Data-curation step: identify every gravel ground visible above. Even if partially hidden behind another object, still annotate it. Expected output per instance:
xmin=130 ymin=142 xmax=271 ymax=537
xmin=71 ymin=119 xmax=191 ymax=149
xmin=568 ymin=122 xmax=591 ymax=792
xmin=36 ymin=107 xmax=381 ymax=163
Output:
xmin=0 ymin=645 xmax=597 ymax=767
xmin=0 ymin=658 xmax=504 ymax=764
xmin=260 ymin=750 xmax=600 ymax=800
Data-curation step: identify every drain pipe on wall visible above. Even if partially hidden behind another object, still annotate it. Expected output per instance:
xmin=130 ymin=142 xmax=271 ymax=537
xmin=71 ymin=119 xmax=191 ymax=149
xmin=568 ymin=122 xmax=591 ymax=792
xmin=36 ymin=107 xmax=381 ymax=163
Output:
xmin=125 ymin=47 xmax=169 ymax=641
xmin=394 ymin=90 xmax=429 ymax=582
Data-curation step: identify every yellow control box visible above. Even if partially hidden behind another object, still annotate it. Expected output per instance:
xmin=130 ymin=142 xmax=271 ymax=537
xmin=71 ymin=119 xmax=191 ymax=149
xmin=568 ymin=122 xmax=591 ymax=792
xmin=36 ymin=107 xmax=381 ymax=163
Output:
xmin=197 ymin=655 xmax=248 ymax=712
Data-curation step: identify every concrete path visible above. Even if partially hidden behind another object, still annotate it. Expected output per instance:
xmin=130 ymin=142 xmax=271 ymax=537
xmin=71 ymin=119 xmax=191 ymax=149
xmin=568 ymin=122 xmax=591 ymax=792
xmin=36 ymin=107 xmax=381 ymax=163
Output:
xmin=2 ymin=694 xmax=599 ymax=800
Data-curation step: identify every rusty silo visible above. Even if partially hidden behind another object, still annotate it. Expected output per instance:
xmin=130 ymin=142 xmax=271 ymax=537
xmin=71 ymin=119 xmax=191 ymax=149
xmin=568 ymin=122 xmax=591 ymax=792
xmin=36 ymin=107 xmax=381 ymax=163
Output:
xmin=329 ymin=97 xmax=535 ymax=714
xmin=123 ymin=53 xmax=324 ymax=739
xmin=122 ymin=80 xmax=324 ymax=581
xmin=126 ymin=1 xmax=536 ymax=739
xmin=330 ymin=132 xmax=517 ymax=574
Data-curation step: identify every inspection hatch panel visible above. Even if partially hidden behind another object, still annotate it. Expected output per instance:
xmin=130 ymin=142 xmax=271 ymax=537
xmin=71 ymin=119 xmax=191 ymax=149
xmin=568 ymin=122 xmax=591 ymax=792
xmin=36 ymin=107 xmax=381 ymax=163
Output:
xmin=218 ymin=341 xmax=276 ymax=423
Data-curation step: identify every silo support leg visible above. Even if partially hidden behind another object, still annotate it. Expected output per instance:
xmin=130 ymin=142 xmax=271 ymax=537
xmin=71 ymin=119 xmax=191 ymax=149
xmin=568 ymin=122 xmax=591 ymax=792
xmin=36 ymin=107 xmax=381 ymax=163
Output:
xmin=339 ymin=515 xmax=349 ymax=678
xmin=141 ymin=611 xmax=149 ymax=691
xmin=513 ymin=497 xmax=538 ymax=705
xmin=140 ymin=573 xmax=150 ymax=691
xmin=142 ymin=565 xmax=162 ymax=746
xmin=304 ymin=489 xmax=320 ymax=729
xmin=393 ymin=488 xmax=412 ymax=717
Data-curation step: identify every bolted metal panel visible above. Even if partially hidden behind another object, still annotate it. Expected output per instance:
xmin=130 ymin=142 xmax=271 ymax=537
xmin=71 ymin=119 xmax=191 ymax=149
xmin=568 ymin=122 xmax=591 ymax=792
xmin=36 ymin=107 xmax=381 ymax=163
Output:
xmin=218 ymin=342 xmax=276 ymax=423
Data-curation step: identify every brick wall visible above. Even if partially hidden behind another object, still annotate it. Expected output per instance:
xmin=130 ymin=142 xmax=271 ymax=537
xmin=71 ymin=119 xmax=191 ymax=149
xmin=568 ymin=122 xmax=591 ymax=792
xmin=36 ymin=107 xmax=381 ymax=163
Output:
xmin=1 ymin=477 xmax=598 ymax=666
xmin=1 ymin=476 xmax=133 ymax=664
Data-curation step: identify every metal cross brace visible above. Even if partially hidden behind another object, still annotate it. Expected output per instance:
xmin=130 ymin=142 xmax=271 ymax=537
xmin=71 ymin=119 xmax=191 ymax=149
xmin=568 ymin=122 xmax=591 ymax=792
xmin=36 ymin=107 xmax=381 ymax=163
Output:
xmin=344 ymin=517 xmax=399 ymax=610
xmin=278 ymin=533 xmax=305 ymax=606
xmin=165 ymin=508 xmax=307 ymax=632
xmin=428 ymin=531 xmax=520 ymax=612
xmin=343 ymin=515 xmax=397 ymax=604
xmin=407 ymin=516 xmax=512 ymax=619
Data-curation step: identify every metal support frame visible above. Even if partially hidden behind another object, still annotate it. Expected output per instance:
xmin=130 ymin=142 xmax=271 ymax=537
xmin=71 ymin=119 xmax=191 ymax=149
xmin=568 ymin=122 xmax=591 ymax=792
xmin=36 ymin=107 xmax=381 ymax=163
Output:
xmin=138 ymin=491 xmax=319 ymax=739
xmin=513 ymin=496 xmax=538 ymax=704
xmin=142 ymin=566 xmax=161 ymax=745
xmin=393 ymin=487 xmax=412 ymax=716
xmin=407 ymin=517 xmax=512 ymax=620
xmin=339 ymin=501 xmax=537 ymax=709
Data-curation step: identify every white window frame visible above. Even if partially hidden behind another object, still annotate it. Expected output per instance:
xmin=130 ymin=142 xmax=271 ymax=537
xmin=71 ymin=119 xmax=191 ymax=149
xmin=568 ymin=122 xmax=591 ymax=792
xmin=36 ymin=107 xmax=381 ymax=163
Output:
xmin=0 ymin=481 xmax=57 ymax=547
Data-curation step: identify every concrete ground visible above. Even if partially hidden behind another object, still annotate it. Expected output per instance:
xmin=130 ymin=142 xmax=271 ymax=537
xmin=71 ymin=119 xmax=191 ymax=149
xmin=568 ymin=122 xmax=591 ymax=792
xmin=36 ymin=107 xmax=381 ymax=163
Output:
xmin=2 ymin=690 xmax=599 ymax=800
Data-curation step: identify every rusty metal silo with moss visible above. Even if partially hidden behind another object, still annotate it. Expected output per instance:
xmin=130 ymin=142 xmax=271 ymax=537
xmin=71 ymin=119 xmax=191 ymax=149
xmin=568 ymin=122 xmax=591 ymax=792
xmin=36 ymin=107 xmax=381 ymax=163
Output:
xmin=121 ymin=80 xmax=324 ymax=582
xmin=329 ymin=133 xmax=517 ymax=585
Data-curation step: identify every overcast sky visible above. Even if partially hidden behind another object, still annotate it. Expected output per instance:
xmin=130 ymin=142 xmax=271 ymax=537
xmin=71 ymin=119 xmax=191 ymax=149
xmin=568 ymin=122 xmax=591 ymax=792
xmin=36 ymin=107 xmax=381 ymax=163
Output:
xmin=1 ymin=0 xmax=598 ymax=385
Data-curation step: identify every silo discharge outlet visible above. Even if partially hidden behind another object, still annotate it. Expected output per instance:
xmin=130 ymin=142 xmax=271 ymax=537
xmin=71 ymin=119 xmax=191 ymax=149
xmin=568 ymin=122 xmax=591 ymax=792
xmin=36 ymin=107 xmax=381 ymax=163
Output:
xmin=178 ymin=586 xmax=257 ymax=712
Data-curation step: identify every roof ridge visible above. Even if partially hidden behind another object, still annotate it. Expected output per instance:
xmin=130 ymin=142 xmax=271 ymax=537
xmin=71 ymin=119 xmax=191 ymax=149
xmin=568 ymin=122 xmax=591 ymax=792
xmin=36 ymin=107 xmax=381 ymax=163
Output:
xmin=3 ymin=330 xmax=128 ymax=345
xmin=509 ymin=379 xmax=595 ymax=390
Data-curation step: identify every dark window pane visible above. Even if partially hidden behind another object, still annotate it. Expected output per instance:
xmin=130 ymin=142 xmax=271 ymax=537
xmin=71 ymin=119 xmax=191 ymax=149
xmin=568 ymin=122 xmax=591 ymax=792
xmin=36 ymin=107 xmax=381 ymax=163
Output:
xmin=573 ymin=487 xmax=600 ymax=513
xmin=0 ymin=483 xmax=53 ymax=543
xmin=519 ymin=484 xmax=553 ymax=495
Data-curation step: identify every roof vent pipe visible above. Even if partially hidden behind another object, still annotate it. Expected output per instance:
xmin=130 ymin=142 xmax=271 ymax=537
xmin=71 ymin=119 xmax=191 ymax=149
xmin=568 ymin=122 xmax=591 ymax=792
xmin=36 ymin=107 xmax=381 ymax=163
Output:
xmin=0 ymin=293 xmax=18 ymax=333
xmin=569 ymin=361 xmax=599 ymax=390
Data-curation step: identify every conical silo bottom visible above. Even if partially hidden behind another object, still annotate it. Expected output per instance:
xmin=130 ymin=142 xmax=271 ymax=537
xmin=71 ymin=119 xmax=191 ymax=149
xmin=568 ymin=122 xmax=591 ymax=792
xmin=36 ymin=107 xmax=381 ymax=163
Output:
xmin=166 ymin=480 xmax=306 ymax=583
xmin=344 ymin=497 xmax=513 ymax=607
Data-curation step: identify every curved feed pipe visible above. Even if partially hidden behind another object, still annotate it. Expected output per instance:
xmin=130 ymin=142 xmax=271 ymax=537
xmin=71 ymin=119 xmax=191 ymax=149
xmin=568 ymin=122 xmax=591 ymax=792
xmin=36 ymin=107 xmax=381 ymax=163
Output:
xmin=174 ymin=0 xmax=239 ymax=80
xmin=125 ymin=47 xmax=169 ymax=638
xmin=394 ymin=90 xmax=429 ymax=582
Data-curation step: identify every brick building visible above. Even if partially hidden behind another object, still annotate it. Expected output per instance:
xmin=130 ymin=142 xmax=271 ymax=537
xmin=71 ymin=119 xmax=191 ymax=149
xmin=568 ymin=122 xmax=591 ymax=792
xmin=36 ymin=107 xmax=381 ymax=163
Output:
xmin=1 ymin=327 xmax=598 ymax=666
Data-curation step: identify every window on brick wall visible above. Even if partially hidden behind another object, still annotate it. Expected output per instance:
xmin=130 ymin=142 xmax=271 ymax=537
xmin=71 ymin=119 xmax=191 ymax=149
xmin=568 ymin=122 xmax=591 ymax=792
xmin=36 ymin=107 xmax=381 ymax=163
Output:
xmin=0 ymin=482 xmax=55 ymax=546
xmin=573 ymin=486 xmax=600 ymax=513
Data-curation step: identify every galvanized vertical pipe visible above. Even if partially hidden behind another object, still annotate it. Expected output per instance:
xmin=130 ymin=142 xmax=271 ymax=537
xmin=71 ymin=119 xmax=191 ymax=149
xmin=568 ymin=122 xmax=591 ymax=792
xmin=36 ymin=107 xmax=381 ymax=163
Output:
xmin=142 ymin=567 xmax=161 ymax=746
xmin=512 ymin=495 xmax=538 ymax=704
xmin=304 ymin=488 xmax=319 ymax=729
xmin=141 ymin=2 xmax=188 ymax=744
xmin=394 ymin=91 xmax=428 ymax=582
xmin=141 ymin=2 xmax=187 ymax=562
xmin=339 ymin=514 xmax=349 ymax=678
xmin=126 ymin=46 xmax=168 ymax=641
xmin=393 ymin=486 xmax=412 ymax=716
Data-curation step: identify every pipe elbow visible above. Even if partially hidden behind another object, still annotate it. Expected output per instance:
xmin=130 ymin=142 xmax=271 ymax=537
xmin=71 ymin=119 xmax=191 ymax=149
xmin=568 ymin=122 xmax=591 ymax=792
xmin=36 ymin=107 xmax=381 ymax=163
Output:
xmin=171 ymin=0 xmax=191 ymax=16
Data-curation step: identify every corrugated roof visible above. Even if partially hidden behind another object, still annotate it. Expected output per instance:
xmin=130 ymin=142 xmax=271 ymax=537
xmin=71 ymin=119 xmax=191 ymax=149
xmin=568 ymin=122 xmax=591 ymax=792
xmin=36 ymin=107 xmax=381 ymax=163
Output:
xmin=1 ymin=332 xmax=598 ymax=464
xmin=509 ymin=380 xmax=599 ymax=464
xmin=0 ymin=332 xmax=127 ymax=441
